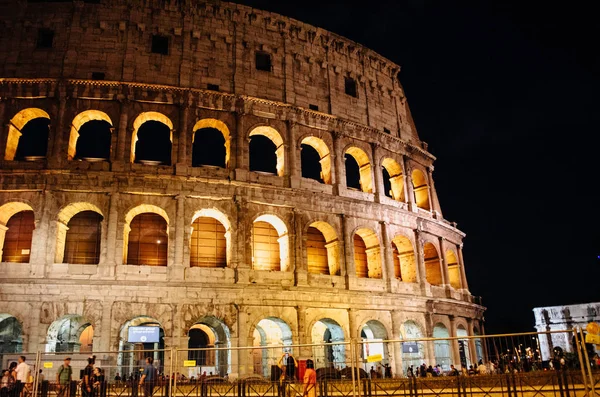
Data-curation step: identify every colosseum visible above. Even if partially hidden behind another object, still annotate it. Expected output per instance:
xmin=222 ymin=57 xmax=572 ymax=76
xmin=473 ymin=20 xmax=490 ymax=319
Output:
xmin=0 ymin=0 xmax=484 ymax=379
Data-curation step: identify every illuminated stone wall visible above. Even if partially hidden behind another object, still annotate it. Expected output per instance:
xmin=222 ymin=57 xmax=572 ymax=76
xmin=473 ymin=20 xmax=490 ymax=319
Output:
xmin=0 ymin=0 xmax=484 ymax=377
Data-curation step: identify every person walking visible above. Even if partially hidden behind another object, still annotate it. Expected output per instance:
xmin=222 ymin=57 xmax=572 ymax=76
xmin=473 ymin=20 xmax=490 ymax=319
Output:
xmin=302 ymin=360 xmax=316 ymax=397
xmin=15 ymin=356 xmax=30 ymax=397
xmin=139 ymin=357 xmax=157 ymax=397
xmin=57 ymin=358 xmax=73 ymax=397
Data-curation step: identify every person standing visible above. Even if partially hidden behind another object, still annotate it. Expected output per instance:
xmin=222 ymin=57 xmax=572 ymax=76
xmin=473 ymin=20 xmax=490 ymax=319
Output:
xmin=139 ymin=357 xmax=156 ymax=397
xmin=57 ymin=358 xmax=73 ymax=397
xmin=15 ymin=356 xmax=30 ymax=397
xmin=82 ymin=356 xmax=95 ymax=397
xmin=302 ymin=360 xmax=316 ymax=397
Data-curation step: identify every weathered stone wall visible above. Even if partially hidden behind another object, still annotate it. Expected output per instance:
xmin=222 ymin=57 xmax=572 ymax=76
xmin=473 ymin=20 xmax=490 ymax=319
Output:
xmin=0 ymin=0 xmax=484 ymax=376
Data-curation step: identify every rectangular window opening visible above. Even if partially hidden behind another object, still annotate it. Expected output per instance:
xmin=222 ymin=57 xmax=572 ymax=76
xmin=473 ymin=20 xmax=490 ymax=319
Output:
xmin=383 ymin=127 xmax=391 ymax=134
xmin=207 ymin=84 xmax=219 ymax=91
xmin=91 ymin=72 xmax=105 ymax=80
xmin=36 ymin=28 xmax=54 ymax=49
xmin=309 ymin=104 xmax=319 ymax=111
xmin=255 ymin=51 xmax=272 ymax=72
xmin=151 ymin=35 xmax=169 ymax=55
xmin=345 ymin=76 xmax=357 ymax=97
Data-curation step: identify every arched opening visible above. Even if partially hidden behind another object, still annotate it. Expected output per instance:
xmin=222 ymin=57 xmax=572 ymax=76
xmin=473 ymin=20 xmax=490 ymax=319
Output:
xmin=433 ymin=324 xmax=452 ymax=371
xmin=360 ymin=320 xmax=389 ymax=372
xmin=381 ymin=158 xmax=405 ymax=202
xmin=249 ymin=126 xmax=284 ymax=176
xmin=252 ymin=215 xmax=289 ymax=272
xmin=423 ymin=242 xmax=442 ymax=286
xmin=446 ymin=250 xmax=461 ymax=289
xmin=188 ymin=316 xmax=231 ymax=377
xmin=1 ymin=206 xmax=35 ymax=263
xmin=411 ymin=169 xmax=430 ymax=210
xmin=190 ymin=217 xmax=226 ymax=268
xmin=46 ymin=315 xmax=93 ymax=353
xmin=345 ymin=147 xmax=372 ymax=193
xmin=307 ymin=221 xmax=340 ymax=276
xmin=68 ymin=110 xmax=113 ymax=161
xmin=131 ymin=112 xmax=173 ymax=165
xmin=118 ymin=317 xmax=164 ymax=378
xmin=354 ymin=228 xmax=382 ymax=279
xmin=125 ymin=208 xmax=169 ymax=266
xmin=457 ymin=326 xmax=471 ymax=369
xmin=252 ymin=317 xmax=293 ymax=378
xmin=63 ymin=211 xmax=103 ymax=264
xmin=191 ymin=119 xmax=231 ymax=168
xmin=391 ymin=235 xmax=416 ymax=282
xmin=401 ymin=321 xmax=425 ymax=375
xmin=311 ymin=318 xmax=345 ymax=370
xmin=5 ymin=108 xmax=50 ymax=161
xmin=0 ymin=314 xmax=23 ymax=353
xmin=300 ymin=136 xmax=332 ymax=184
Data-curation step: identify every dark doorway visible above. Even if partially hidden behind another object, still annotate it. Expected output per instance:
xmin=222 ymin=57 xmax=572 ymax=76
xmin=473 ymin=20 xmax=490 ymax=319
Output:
xmin=192 ymin=128 xmax=226 ymax=167
xmin=249 ymin=135 xmax=277 ymax=174
xmin=188 ymin=328 xmax=209 ymax=365
xmin=345 ymin=154 xmax=361 ymax=190
xmin=75 ymin=120 xmax=112 ymax=160
xmin=301 ymin=144 xmax=323 ymax=183
xmin=14 ymin=118 xmax=50 ymax=160
xmin=135 ymin=121 xmax=172 ymax=165
xmin=382 ymin=167 xmax=393 ymax=198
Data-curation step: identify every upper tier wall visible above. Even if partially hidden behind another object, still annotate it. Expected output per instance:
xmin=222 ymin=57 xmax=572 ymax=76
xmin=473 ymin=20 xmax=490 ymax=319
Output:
xmin=0 ymin=0 xmax=420 ymax=144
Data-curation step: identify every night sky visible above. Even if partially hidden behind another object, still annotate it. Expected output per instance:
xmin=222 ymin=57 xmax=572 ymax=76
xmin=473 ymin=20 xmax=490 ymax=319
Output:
xmin=230 ymin=0 xmax=600 ymax=334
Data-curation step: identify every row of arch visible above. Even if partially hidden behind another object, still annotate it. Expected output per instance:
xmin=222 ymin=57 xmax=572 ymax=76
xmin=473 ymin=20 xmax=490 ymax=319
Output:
xmin=3 ymin=108 xmax=432 ymax=210
xmin=0 ymin=201 xmax=464 ymax=288
xmin=0 ymin=313 xmax=484 ymax=376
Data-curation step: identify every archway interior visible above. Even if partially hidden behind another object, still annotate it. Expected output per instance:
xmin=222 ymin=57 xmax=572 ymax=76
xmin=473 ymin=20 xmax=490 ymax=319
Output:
xmin=118 ymin=317 xmax=164 ymax=378
xmin=14 ymin=117 xmax=50 ymax=160
xmin=446 ymin=250 xmax=461 ymax=289
xmin=187 ymin=316 xmax=231 ymax=377
xmin=381 ymin=158 xmax=405 ymax=202
xmin=188 ymin=325 xmax=214 ymax=367
xmin=190 ymin=216 xmax=226 ymax=268
xmin=2 ymin=210 xmax=34 ymax=263
xmin=423 ymin=242 xmax=442 ymax=286
xmin=252 ymin=218 xmax=285 ymax=271
xmin=127 ymin=213 xmax=168 ymax=266
xmin=473 ymin=328 xmax=484 ymax=364
xmin=300 ymin=144 xmax=323 ymax=183
xmin=252 ymin=317 xmax=293 ymax=378
xmin=46 ymin=315 xmax=93 ymax=353
xmin=433 ymin=324 xmax=452 ymax=371
xmin=382 ymin=167 xmax=393 ymax=198
xmin=354 ymin=229 xmax=382 ymax=279
xmin=392 ymin=236 xmax=416 ymax=283
xmin=75 ymin=120 xmax=112 ymax=160
xmin=306 ymin=226 xmax=329 ymax=275
xmin=249 ymin=135 xmax=277 ymax=174
xmin=192 ymin=128 xmax=226 ymax=168
xmin=401 ymin=321 xmax=424 ymax=375
xmin=456 ymin=326 xmax=471 ymax=368
xmin=311 ymin=318 xmax=346 ymax=370
xmin=411 ymin=169 xmax=430 ymax=210
xmin=0 ymin=314 xmax=23 ymax=354
xmin=134 ymin=120 xmax=172 ymax=165
xmin=344 ymin=154 xmax=361 ymax=190
xmin=360 ymin=320 xmax=389 ymax=372
xmin=64 ymin=211 xmax=103 ymax=264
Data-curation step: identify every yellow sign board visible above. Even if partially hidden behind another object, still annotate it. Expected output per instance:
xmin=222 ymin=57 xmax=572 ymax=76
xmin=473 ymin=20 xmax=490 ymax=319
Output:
xmin=367 ymin=354 xmax=383 ymax=363
xmin=585 ymin=333 xmax=600 ymax=345
xmin=43 ymin=362 xmax=53 ymax=369
xmin=183 ymin=360 xmax=196 ymax=367
xmin=586 ymin=322 xmax=599 ymax=335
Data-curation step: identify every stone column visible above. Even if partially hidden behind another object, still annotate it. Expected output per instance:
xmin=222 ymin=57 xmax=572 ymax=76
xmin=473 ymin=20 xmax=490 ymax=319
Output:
xmin=293 ymin=209 xmax=308 ymax=286
xmin=391 ymin=311 xmax=403 ymax=377
xmin=170 ymin=194 xmax=186 ymax=280
xmin=31 ymin=191 xmax=53 ymax=277
xmin=176 ymin=100 xmax=190 ymax=175
xmin=115 ymin=99 xmax=129 ymax=165
xmin=102 ymin=192 xmax=119 ymax=275
xmin=371 ymin=143 xmax=384 ymax=202
xmin=379 ymin=221 xmax=393 ymax=291
xmin=341 ymin=214 xmax=354 ymax=280
xmin=427 ymin=166 xmax=443 ymax=217
xmin=466 ymin=318 xmax=478 ymax=365
xmin=0 ymin=99 xmax=7 ymax=159
xmin=97 ymin=300 xmax=113 ymax=352
xmin=458 ymin=244 xmax=469 ymax=291
xmin=448 ymin=316 xmax=461 ymax=370
xmin=402 ymin=156 xmax=416 ymax=212
xmin=287 ymin=121 xmax=300 ymax=187
xmin=234 ymin=108 xmax=248 ymax=181
xmin=49 ymin=93 xmax=67 ymax=167
xmin=439 ymin=236 xmax=449 ymax=286
xmin=413 ymin=229 xmax=428 ymax=294
xmin=332 ymin=130 xmax=345 ymax=194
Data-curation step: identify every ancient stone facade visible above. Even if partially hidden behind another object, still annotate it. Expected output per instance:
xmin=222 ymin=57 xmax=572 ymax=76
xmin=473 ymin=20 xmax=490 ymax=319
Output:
xmin=0 ymin=0 xmax=484 ymax=377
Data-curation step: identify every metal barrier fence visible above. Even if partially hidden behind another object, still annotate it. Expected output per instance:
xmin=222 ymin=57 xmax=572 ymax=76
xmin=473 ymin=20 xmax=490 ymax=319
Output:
xmin=1 ymin=329 xmax=597 ymax=397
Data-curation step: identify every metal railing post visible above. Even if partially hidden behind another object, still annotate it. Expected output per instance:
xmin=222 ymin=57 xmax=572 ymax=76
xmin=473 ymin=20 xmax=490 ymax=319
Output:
xmin=32 ymin=350 xmax=42 ymax=397
xmin=172 ymin=349 xmax=178 ymax=397
xmin=578 ymin=327 xmax=596 ymax=397
xmin=169 ymin=348 xmax=174 ymax=397
xmin=350 ymin=340 xmax=357 ymax=397
xmin=573 ymin=329 xmax=589 ymax=396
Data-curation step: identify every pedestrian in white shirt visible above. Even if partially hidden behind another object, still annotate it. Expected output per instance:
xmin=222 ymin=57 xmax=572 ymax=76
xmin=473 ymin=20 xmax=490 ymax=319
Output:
xmin=15 ymin=356 xmax=30 ymax=397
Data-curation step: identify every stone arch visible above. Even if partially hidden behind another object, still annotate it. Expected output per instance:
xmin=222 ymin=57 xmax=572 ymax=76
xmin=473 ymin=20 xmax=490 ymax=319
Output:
xmin=360 ymin=320 xmax=390 ymax=366
xmin=190 ymin=208 xmax=232 ymax=268
xmin=118 ymin=316 xmax=165 ymax=377
xmin=188 ymin=315 xmax=231 ymax=376
xmin=5 ymin=108 xmax=50 ymax=161
xmin=123 ymin=205 xmax=169 ymax=266
xmin=0 ymin=314 xmax=23 ymax=353
xmin=433 ymin=323 xmax=452 ymax=371
xmin=344 ymin=146 xmax=373 ymax=193
xmin=0 ymin=201 xmax=36 ymax=263
xmin=381 ymin=157 xmax=405 ymax=202
xmin=300 ymin=136 xmax=332 ymax=184
xmin=423 ymin=242 xmax=442 ymax=286
xmin=46 ymin=314 xmax=94 ymax=353
xmin=353 ymin=227 xmax=382 ymax=279
xmin=249 ymin=125 xmax=285 ymax=176
xmin=252 ymin=317 xmax=294 ymax=377
xmin=445 ymin=249 xmax=461 ymax=289
xmin=252 ymin=214 xmax=290 ymax=271
xmin=130 ymin=112 xmax=174 ymax=164
xmin=68 ymin=110 xmax=113 ymax=161
xmin=456 ymin=325 xmax=471 ymax=368
xmin=391 ymin=235 xmax=416 ymax=282
xmin=306 ymin=221 xmax=340 ymax=276
xmin=311 ymin=318 xmax=346 ymax=370
xmin=411 ymin=169 xmax=430 ymax=210
xmin=55 ymin=202 xmax=104 ymax=264
xmin=192 ymin=118 xmax=231 ymax=168
xmin=400 ymin=320 xmax=425 ymax=374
